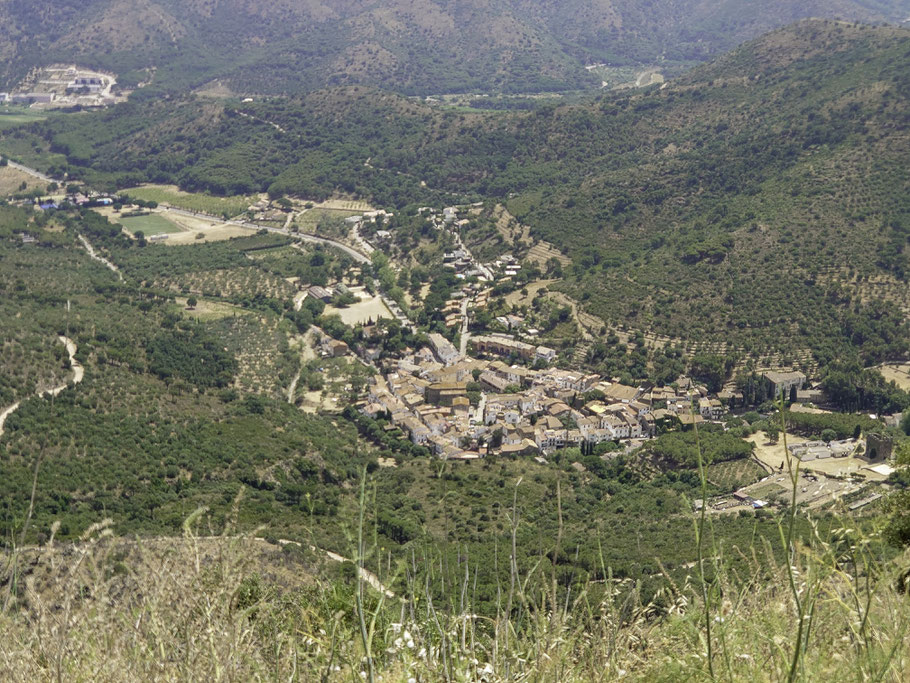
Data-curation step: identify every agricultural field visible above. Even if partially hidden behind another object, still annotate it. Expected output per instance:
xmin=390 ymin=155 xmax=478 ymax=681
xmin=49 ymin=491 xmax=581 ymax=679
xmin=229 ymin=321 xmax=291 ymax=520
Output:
xmin=296 ymin=208 xmax=361 ymax=240
xmin=313 ymin=199 xmax=373 ymax=212
xmin=164 ymin=223 xmax=252 ymax=244
xmin=173 ymin=297 xmax=248 ymax=322
xmin=0 ymin=108 xmax=47 ymax=131
xmin=122 ymin=185 xmax=258 ymax=218
xmin=152 ymin=266 xmax=297 ymax=302
xmin=210 ymin=313 xmax=298 ymax=398
xmin=119 ymin=213 xmax=185 ymax=235
xmin=705 ymin=459 xmax=768 ymax=493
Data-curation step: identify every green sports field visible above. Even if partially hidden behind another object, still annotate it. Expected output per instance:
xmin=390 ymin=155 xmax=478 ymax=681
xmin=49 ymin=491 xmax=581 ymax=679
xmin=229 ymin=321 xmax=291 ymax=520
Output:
xmin=120 ymin=214 xmax=185 ymax=235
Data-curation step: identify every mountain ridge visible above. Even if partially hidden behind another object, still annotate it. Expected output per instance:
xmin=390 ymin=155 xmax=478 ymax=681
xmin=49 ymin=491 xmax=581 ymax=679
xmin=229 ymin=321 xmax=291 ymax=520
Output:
xmin=1 ymin=0 xmax=909 ymax=95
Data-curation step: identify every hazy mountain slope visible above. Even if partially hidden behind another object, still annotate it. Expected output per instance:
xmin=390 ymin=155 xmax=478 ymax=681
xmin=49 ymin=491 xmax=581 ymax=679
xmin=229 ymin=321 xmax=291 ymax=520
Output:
xmin=0 ymin=0 xmax=908 ymax=94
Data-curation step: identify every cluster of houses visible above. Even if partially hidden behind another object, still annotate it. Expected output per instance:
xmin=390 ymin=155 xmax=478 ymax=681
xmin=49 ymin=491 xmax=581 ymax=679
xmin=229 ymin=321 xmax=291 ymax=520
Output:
xmin=66 ymin=76 xmax=105 ymax=94
xmin=247 ymin=198 xmax=290 ymax=224
xmin=345 ymin=209 xmax=394 ymax=228
xmin=355 ymin=323 xmax=819 ymax=460
xmin=358 ymin=349 xmax=650 ymax=458
xmin=70 ymin=192 xmax=114 ymax=208
xmin=36 ymin=192 xmax=115 ymax=211
xmin=434 ymin=282 xmax=490 ymax=330
xmin=306 ymin=283 xmax=352 ymax=304
xmin=471 ymin=334 xmax=557 ymax=365
xmin=355 ymin=330 xmax=809 ymax=459
xmin=788 ymin=439 xmax=860 ymax=462
xmin=490 ymin=253 xmax=522 ymax=282
xmin=442 ymin=248 xmax=488 ymax=280
xmin=3 ymin=67 xmax=117 ymax=108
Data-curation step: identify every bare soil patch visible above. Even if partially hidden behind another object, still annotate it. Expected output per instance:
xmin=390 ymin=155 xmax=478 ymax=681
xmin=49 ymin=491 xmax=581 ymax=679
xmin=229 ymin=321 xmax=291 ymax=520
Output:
xmin=747 ymin=433 xmax=885 ymax=480
xmin=165 ymin=222 xmax=253 ymax=245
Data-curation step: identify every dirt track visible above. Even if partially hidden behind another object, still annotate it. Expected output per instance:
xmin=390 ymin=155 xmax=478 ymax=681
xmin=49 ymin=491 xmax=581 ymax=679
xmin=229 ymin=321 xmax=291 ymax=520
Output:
xmin=0 ymin=336 xmax=83 ymax=439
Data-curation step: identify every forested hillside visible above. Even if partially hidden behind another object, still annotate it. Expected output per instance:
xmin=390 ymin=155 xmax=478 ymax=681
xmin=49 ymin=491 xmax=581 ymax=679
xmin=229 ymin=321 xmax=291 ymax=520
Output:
xmin=7 ymin=20 xmax=909 ymax=362
xmin=0 ymin=0 xmax=908 ymax=95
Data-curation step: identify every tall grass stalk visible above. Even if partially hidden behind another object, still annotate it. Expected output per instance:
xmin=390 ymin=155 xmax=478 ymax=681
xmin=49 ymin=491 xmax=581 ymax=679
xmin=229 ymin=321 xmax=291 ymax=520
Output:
xmin=778 ymin=391 xmax=815 ymax=682
xmin=691 ymin=391 xmax=717 ymax=679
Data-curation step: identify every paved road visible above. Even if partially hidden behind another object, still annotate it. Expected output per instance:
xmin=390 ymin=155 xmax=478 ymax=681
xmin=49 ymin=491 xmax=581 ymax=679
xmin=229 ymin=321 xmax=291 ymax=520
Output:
xmin=475 ymin=393 xmax=487 ymax=424
xmin=351 ymin=221 xmax=375 ymax=256
xmin=7 ymin=160 xmax=56 ymax=183
xmin=459 ymin=298 xmax=470 ymax=356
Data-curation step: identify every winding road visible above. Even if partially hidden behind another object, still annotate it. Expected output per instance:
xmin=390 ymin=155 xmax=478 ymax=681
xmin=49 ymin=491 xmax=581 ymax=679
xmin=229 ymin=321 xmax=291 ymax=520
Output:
xmin=0 ymin=336 xmax=83 ymax=440
xmin=78 ymin=234 xmax=123 ymax=280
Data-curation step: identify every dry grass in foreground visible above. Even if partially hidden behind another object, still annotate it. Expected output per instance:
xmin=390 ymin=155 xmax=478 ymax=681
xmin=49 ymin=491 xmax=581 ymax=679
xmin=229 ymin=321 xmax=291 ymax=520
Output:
xmin=0 ymin=497 xmax=908 ymax=681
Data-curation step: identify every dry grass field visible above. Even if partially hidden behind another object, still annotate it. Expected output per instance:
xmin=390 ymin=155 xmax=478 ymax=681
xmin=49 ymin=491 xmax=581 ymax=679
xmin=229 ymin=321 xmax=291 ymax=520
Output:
xmin=324 ymin=289 xmax=393 ymax=326
xmin=0 ymin=166 xmax=45 ymax=196
xmin=165 ymin=222 xmax=252 ymax=244
xmin=877 ymin=363 xmax=910 ymax=391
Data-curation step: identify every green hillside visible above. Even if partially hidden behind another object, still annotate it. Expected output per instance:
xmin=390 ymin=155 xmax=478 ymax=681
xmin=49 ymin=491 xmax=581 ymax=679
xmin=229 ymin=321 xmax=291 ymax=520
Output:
xmin=6 ymin=20 xmax=909 ymax=363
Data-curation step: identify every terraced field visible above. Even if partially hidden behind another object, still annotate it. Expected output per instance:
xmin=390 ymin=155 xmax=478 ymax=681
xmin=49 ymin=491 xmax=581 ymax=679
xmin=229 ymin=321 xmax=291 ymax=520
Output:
xmin=526 ymin=241 xmax=570 ymax=268
xmin=313 ymin=199 xmax=373 ymax=212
